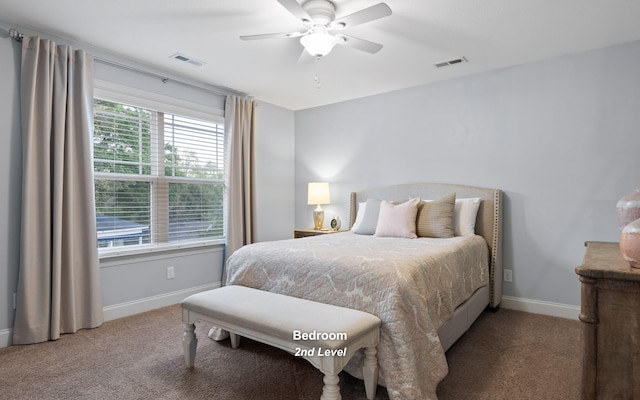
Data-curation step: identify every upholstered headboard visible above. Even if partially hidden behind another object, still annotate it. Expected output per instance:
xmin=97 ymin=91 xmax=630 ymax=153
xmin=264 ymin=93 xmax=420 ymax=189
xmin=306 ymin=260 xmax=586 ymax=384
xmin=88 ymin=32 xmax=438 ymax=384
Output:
xmin=349 ymin=183 xmax=503 ymax=308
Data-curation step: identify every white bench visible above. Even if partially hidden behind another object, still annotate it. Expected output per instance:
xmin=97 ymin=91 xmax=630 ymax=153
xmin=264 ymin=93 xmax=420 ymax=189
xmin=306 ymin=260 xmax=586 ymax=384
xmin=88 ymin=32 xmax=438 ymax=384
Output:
xmin=180 ymin=285 xmax=381 ymax=400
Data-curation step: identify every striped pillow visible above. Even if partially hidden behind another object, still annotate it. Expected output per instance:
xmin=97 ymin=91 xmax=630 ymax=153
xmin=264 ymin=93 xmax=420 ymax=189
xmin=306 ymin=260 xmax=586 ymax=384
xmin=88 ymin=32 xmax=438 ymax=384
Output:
xmin=416 ymin=193 xmax=456 ymax=238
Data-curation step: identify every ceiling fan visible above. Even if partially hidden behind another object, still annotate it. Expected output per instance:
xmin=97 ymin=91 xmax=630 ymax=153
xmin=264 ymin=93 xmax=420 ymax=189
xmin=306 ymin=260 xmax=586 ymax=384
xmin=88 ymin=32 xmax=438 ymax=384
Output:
xmin=240 ymin=0 xmax=392 ymax=58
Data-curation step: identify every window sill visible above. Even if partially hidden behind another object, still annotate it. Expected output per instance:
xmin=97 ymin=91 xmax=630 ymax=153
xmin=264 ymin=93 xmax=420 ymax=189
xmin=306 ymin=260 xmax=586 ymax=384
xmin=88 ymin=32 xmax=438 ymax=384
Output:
xmin=98 ymin=238 xmax=225 ymax=263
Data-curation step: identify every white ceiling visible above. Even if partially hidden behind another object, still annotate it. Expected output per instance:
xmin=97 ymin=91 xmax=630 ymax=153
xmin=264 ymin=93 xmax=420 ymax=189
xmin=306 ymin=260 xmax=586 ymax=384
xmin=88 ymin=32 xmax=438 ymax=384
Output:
xmin=2 ymin=0 xmax=640 ymax=110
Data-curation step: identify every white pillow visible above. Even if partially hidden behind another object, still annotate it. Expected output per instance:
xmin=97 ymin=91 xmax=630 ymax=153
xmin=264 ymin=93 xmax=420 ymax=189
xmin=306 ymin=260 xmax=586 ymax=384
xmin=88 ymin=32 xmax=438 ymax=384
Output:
xmin=352 ymin=199 xmax=381 ymax=235
xmin=350 ymin=202 xmax=366 ymax=231
xmin=455 ymin=198 xmax=481 ymax=236
xmin=374 ymin=198 xmax=420 ymax=239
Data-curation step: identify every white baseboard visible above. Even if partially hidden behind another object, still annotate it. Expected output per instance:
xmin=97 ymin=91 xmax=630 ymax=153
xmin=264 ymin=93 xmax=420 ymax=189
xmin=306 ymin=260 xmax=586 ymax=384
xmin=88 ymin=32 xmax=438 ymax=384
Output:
xmin=102 ymin=282 xmax=221 ymax=322
xmin=500 ymin=295 xmax=580 ymax=320
xmin=0 ymin=282 xmax=222 ymax=348
xmin=0 ymin=328 xmax=11 ymax=348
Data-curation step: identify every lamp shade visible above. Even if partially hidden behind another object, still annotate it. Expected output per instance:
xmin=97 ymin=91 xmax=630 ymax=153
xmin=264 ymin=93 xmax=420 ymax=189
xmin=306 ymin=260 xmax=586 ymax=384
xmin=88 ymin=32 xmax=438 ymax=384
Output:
xmin=307 ymin=182 xmax=330 ymax=205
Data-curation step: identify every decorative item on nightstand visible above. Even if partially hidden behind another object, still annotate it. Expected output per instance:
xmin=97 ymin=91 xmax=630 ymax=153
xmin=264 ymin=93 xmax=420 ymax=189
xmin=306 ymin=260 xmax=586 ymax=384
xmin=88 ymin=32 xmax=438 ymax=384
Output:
xmin=308 ymin=182 xmax=330 ymax=230
xmin=330 ymin=216 xmax=341 ymax=231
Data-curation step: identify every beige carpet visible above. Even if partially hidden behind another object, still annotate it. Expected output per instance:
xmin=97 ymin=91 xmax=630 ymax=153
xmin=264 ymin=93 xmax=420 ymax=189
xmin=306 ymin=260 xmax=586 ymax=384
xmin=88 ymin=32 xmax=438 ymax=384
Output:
xmin=0 ymin=305 xmax=581 ymax=399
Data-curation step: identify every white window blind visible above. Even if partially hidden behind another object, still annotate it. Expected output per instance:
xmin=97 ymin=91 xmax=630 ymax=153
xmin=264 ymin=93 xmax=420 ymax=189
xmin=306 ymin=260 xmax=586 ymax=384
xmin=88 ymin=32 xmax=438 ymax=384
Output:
xmin=93 ymin=98 xmax=224 ymax=251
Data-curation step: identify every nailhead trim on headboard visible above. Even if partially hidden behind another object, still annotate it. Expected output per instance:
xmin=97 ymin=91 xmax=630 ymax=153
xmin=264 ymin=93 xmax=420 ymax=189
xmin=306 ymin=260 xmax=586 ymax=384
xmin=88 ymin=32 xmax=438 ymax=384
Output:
xmin=489 ymin=189 xmax=502 ymax=308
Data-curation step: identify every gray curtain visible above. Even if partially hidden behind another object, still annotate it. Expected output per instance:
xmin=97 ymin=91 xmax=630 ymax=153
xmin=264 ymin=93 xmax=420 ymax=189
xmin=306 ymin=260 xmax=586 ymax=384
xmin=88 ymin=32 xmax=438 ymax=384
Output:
xmin=208 ymin=95 xmax=256 ymax=341
xmin=13 ymin=36 xmax=103 ymax=345
xmin=223 ymin=95 xmax=256 ymax=264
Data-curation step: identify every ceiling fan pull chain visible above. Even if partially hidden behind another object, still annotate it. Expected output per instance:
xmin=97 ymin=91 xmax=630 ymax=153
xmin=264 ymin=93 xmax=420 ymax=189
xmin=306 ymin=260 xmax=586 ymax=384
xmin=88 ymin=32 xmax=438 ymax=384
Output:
xmin=314 ymin=56 xmax=322 ymax=89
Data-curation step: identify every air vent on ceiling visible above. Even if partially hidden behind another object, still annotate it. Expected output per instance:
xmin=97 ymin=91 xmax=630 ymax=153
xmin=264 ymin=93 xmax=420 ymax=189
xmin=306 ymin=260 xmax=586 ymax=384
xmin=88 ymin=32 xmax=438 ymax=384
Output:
xmin=434 ymin=56 xmax=468 ymax=69
xmin=170 ymin=53 xmax=206 ymax=67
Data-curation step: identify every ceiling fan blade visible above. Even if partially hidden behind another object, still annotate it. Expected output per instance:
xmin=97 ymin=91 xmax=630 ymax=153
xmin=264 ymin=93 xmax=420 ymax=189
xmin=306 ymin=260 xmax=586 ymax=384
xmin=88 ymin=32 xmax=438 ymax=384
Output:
xmin=333 ymin=3 xmax=392 ymax=29
xmin=240 ymin=31 xmax=306 ymax=41
xmin=277 ymin=0 xmax=312 ymax=22
xmin=337 ymin=34 xmax=384 ymax=54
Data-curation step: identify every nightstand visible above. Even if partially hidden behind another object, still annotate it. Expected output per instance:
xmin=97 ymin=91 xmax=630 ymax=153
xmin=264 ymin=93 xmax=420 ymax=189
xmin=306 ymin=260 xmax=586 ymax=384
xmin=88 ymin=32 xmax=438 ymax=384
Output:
xmin=294 ymin=229 xmax=346 ymax=239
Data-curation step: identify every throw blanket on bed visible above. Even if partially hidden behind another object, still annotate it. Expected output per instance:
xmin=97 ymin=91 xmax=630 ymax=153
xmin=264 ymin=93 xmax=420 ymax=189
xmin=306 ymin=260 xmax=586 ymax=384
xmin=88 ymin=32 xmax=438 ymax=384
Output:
xmin=214 ymin=232 xmax=489 ymax=400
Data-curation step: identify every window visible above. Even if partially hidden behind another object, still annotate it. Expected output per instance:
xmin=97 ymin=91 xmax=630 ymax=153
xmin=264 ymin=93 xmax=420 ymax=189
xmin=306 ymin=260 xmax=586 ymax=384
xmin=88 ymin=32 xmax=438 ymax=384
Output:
xmin=93 ymin=97 xmax=224 ymax=252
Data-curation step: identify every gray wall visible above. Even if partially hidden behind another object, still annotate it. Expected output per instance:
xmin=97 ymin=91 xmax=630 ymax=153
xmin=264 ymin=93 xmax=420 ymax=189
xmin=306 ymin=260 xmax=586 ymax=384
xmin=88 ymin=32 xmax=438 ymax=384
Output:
xmin=0 ymin=26 xmax=23 ymax=341
xmin=294 ymin=40 xmax=640 ymax=308
xmin=0 ymin=21 xmax=295 ymax=340
xmin=254 ymin=101 xmax=296 ymax=242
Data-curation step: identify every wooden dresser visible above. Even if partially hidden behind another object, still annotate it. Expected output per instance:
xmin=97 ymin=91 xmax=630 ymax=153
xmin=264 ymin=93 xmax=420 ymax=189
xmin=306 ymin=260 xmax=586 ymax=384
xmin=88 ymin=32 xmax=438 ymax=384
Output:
xmin=575 ymin=241 xmax=640 ymax=399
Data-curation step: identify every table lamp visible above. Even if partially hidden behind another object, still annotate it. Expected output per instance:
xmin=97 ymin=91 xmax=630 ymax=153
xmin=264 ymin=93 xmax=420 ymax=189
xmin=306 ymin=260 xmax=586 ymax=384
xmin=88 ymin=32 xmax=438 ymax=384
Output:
xmin=307 ymin=182 xmax=330 ymax=230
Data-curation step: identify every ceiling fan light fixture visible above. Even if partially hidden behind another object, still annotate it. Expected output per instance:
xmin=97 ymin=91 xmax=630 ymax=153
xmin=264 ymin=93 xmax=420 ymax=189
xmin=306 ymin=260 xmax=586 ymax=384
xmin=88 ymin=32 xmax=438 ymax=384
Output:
xmin=300 ymin=28 xmax=338 ymax=57
xmin=240 ymin=0 xmax=391 ymax=58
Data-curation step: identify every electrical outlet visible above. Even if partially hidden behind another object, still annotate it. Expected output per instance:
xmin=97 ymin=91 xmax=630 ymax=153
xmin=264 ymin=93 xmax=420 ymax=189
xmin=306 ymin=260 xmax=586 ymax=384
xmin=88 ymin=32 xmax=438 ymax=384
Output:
xmin=503 ymin=269 xmax=513 ymax=282
xmin=167 ymin=266 xmax=175 ymax=279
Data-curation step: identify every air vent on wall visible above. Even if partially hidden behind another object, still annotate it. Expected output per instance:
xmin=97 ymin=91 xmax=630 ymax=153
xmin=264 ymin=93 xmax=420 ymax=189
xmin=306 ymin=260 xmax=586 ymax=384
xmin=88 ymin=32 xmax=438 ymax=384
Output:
xmin=170 ymin=53 xmax=206 ymax=67
xmin=434 ymin=56 xmax=468 ymax=68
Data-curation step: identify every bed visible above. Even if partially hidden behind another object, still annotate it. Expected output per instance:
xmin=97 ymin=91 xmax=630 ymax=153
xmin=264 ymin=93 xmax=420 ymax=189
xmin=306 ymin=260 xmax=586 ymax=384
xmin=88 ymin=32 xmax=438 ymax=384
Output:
xmin=214 ymin=183 xmax=502 ymax=400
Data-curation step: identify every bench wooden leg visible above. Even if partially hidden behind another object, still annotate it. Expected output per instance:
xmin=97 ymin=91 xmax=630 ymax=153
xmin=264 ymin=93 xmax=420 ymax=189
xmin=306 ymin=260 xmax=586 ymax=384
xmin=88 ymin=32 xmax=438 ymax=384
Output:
xmin=182 ymin=323 xmax=197 ymax=368
xmin=363 ymin=346 xmax=379 ymax=400
xmin=229 ymin=332 xmax=240 ymax=349
xmin=320 ymin=373 xmax=341 ymax=400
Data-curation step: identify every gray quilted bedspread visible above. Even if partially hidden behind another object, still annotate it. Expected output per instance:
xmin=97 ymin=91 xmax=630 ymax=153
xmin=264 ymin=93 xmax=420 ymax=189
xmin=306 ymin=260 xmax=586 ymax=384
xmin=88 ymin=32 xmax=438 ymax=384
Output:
xmin=218 ymin=232 xmax=489 ymax=400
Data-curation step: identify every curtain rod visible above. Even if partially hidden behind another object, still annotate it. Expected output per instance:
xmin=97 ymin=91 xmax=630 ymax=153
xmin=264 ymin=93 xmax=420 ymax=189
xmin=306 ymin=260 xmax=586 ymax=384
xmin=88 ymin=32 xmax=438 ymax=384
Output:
xmin=8 ymin=28 xmax=244 ymax=99
xmin=92 ymin=58 xmax=240 ymax=98
xmin=9 ymin=28 xmax=23 ymax=42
